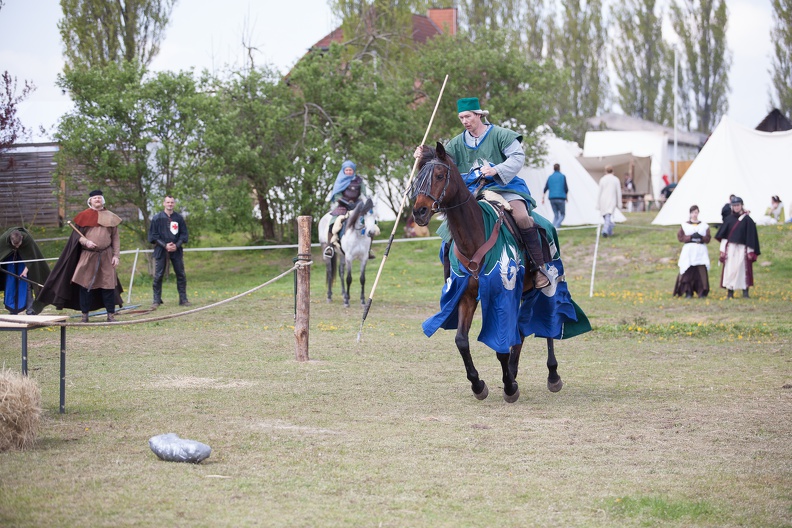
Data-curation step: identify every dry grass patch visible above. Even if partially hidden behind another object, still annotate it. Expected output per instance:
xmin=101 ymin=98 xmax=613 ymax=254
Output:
xmin=149 ymin=375 xmax=256 ymax=390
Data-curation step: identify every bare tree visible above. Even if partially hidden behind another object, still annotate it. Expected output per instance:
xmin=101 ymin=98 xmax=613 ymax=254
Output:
xmin=0 ymin=72 xmax=36 ymax=151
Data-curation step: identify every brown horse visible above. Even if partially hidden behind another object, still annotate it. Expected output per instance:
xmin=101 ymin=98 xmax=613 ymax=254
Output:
xmin=411 ymin=142 xmax=581 ymax=403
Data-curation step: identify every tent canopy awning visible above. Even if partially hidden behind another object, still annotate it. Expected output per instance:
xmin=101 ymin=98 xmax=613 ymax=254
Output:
xmin=583 ymin=130 xmax=669 ymax=199
xmin=578 ymin=154 xmax=653 ymax=196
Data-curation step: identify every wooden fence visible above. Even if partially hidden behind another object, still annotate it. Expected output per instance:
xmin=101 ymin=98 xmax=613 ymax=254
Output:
xmin=1 ymin=143 xmax=138 ymax=229
xmin=0 ymin=143 xmax=61 ymax=227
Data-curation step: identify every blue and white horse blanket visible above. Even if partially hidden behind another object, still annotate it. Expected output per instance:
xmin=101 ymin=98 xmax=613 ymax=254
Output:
xmin=422 ymin=200 xmax=590 ymax=354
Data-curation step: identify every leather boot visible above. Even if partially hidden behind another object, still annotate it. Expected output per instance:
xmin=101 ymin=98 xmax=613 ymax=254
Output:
xmin=742 ymin=288 xmax=750 ymax=298
xmin=106 ymin=313 xmax=115 ymax=322
xmin=80 ymin=313 xmax=89 ymax=323
xmin=727 ymin=289 xmax=734 ymax=299
xmin=519 ymin=226 xmax=551 ymax=289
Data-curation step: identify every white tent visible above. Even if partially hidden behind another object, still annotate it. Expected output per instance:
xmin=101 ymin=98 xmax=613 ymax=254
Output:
xmin=521 ymin=134 xmax=626 ymax=226
xmin=652 ymin=116 xmax=792 ymax=226
xmin=583 ymin=130 xmax=670 ymax=199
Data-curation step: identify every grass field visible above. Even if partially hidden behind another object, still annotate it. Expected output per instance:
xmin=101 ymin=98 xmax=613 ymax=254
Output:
xmin=1 ymin=212 xmax=791 ymax=527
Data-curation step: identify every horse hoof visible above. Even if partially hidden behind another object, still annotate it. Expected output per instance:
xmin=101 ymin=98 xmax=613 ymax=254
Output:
xmin=503 ymin=387 xmax=520 ymax=403
xmin=474 ymin=383 xmax=489 ymax=400
xmin=547 ymin=378 xmax=563 ymax=393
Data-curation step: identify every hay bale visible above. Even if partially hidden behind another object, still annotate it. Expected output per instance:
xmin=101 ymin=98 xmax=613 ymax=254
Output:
xmin=0 ymin=368 xmax=42 ymax=451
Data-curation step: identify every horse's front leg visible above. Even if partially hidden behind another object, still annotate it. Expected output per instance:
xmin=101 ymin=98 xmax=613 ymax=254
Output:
xmin=546 ymin=338 xmax=563 ymax=392
xmin=456 ymin=290 xmax=487 ymax=399
xmin=497 ymin=352 xmax=520 ymax=403
xmin=341 ymin=258 xmax=351 ymax=308
xmin=358 ymin=259 xmax=366 ymax=305
xmin=501 ymin=335 xmax=527 ymax=403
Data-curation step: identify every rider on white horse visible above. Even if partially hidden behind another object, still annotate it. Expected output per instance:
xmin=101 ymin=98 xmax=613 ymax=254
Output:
xmin=324 ymin=160 xmax=374 ymax=260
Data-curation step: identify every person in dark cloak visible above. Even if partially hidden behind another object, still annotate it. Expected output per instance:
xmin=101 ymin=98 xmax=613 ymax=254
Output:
xmin=0 ymin=227 xmax=51 ymax=314
xmin=714 ymin=196 xmax=760 ymax=299
xmin=37 ymin=190 xmax=124 ymax=320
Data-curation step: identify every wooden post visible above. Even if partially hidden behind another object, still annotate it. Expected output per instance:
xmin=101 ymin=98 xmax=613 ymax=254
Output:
xmin=294 ymin=216 xmax=311 ymax=362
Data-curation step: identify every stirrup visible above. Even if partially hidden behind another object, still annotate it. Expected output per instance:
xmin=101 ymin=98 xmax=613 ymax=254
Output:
xmin=323 ymin=246 xmax=334 ymax=258
xmin=533 ymin=268 xmax=551 ymax=289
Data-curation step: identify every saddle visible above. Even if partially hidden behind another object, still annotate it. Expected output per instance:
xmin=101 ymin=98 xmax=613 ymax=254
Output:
xmin=491 ymin=199 xmax=552 ymax=265
xmin=469 ymin=178 xmax=553 ymax=268
xmin=440 ymin=191 xmax=553 ymax=290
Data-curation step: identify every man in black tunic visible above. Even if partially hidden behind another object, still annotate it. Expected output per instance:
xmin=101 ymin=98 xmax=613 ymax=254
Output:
xmin=714 ymin=196 xmax=760 ymax=298
xmin=148 ymin=196 xmax=190 ymax=308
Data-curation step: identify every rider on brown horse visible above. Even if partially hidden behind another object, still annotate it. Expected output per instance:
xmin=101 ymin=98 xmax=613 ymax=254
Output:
xmin=415 ymin=97 xmax=552 ymax=288
xmin=324 ymin=160 xmax=374 ymax=260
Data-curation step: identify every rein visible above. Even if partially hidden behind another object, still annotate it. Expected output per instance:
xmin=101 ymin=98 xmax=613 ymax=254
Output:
xmin=412 ymin=154 xmax=503 ymax=278
xmin=411 ymin=158 xmax=476 ymax=212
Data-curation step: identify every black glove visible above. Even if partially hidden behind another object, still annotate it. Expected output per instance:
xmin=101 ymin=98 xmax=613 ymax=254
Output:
xmin=689 ymin=233 xmax=702 ymax=243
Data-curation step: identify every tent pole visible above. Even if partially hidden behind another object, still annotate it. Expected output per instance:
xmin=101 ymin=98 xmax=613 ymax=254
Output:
xmin=673 ymin=46 xmax=679 ymax=183
xmin=589 ymin=224 xmax=601 ymax=298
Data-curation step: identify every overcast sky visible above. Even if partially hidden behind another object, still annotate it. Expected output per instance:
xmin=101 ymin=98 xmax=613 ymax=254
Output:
xmin=0 ymin=0 xmax=778 ymax=142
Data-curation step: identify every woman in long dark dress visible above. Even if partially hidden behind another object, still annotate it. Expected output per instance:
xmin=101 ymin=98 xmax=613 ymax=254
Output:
xmin=673 ymin=205 xmax=711 ymax=298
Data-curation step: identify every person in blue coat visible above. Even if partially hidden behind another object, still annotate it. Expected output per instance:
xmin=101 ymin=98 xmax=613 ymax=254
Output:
xmin=541 ymin=163 xmax=569 ymax=228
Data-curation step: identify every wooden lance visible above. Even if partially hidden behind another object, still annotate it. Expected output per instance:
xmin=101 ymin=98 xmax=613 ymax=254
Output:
xmin=356 ymin=74 xmax=449 ymax=343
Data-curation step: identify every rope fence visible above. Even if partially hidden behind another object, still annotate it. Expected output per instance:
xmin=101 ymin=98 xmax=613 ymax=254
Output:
xmin=4 ymin=221 xmax=667 ymax=323
xmin=0 ymin=261 xmax=311 ymax=328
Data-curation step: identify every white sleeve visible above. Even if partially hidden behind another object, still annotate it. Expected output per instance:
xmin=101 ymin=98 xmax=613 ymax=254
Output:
xmin=493 ymin=140 xmax=525 ymax=185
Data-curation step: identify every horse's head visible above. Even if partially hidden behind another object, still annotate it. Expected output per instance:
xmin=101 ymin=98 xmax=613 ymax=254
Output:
xmin=347 ymin=198 xmax=380 ymax=238
xmin=360 ymin=198 xmax=380 ymax=238
xmin=410 ymin=142 xmax=462 ymax=226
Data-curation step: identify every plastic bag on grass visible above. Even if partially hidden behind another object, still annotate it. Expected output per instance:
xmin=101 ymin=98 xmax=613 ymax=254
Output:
xmin=149 ymin=433 xmax=211 ymax=463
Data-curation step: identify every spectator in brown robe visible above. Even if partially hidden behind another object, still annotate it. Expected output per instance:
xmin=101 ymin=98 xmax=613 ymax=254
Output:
xmin=37 ymin=190 xmax=124 ymax=322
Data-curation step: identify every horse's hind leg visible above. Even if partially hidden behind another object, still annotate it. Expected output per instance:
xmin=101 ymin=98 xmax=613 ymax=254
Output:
xmin=324 ymin=249 xmax=335 ymax=302
xmin=497 ymin=353 xmax=520 ymax=403
xmin=546 ymin=338 xmax=563 ymax=392
xmin=456 ymin=295 xmax=488 ymax=399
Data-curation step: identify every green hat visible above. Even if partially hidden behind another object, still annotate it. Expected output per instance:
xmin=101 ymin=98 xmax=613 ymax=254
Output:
xmin=457 ymin=97 xmax=489 ymax=116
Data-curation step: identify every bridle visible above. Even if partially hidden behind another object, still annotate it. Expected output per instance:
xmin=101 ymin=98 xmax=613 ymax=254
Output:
xmin=410 ymin=158 xmax=473 ymax=212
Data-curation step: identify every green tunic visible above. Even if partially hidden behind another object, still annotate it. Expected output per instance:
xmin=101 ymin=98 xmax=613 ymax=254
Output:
xmin=445 ymin=126 xmax=522 ymax=175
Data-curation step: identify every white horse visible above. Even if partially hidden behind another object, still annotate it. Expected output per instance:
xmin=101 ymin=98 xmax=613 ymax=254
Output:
xmin=318 ymin=198 xmax=380 ymax=307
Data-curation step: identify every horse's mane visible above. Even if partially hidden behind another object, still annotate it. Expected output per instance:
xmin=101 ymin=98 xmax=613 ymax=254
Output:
xmin=418 ymin=145 xmax=437 ymax=168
